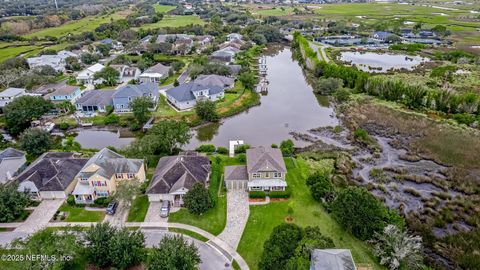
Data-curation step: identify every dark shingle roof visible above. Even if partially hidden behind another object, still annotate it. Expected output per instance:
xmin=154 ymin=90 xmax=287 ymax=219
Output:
xmin=79 ymin=148 xmax=144 ymax=179
xmin=310 ymin=249 xmax=356 ymax=270
xmin=17 ymin=152 xmax=88 ymax=192
xmin=76 ymin=90 xmax=115 ymax=107
xmin=246 ymin=147 xmax=287 ymax=174
xmin=143 ymin=63 xmax=171 ymax=75
xmin=194 ymin=75 xmax=234 ymax=88
xmin=166 ymin=82 xmax=224 ymax=102
xmin=224 ymin=165 xmax=248 ymax=181
xmin=0 ymin=148 xmax=25 ymax=161
xmin=147 ymin=153 xmax=211 ymax=194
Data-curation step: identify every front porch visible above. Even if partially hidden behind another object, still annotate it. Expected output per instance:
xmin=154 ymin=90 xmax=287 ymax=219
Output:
xmin=247 ymin=179 xmax=287 ymax=192
xmin=74 ymin=194 xmax=94 ymax=204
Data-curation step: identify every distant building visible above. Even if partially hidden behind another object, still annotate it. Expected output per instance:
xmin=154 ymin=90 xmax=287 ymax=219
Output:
xmin=166 ymin=82 xmax=225 ymax=110
xmin=227 ymin=33 xmax=243 ymax=41
xmin=0 ymin=87 xmax=26 ymax=110
xmin=0 ymin=148 xmax=26 ymax=184
xmin=112 ymin=83 xmax=159 ymax=112
xmin=27 ymin=50 xmax=77 ymax=72
xmin=139 ymin=63 xmax=172 ymax=83
xmin=310 ymin=249 xmax=356 ymax=270
xmin=76 ymin=63 xmax=105 ymax=85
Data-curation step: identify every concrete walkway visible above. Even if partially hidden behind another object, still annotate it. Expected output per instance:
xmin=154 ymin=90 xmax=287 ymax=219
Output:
xmin=218 ymin=190 xmax=250 ymax=249
xmin=249 ymin=196 xmax=270 ymax=205
xmin=14 ymin=199 xmax=64 ymax=233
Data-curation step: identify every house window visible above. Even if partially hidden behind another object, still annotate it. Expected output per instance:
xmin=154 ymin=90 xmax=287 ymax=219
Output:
xmin=272 ymin=186 xmax=283 ymax=191
xmin=127 ymin=173 xmax=134 ymax=179
xmin=252 ymin=173 xmax=260 ymax=178
xmin=250 ymin=186 xmax=262 ymax=191
xmin=274 ymin=172 xmax=282 ymax=178
xmin=80 ymin=177 xmax=88 ymax=181
xmin=116 ymin=173 xmax=123 ymax=179
xmin=96 ymin=191 xmax=109 ymax=197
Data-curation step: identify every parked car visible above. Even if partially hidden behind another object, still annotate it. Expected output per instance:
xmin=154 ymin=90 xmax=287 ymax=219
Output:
xmin=160 ymin=200 xmax=170 ymax=218
xmin=106 ymin=201 xmax=118 ymax=215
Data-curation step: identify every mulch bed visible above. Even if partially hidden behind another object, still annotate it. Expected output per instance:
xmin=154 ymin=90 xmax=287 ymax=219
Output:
xmin=249 ymin=198 xmax=266 ymax=202
xmin=270 ymin=198 xmax=289 ymax=201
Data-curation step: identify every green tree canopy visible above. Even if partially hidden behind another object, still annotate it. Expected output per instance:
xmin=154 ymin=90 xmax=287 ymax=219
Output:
xmin=280 ymin=139 xmax=294 ymax=156
xmin=94 ymin=66 xmax=120 ymax=86
xmin=183 ymin=183 xmax=213 ymax=215
xmin=3 ymin=96 xmax=53 ymax=135
xmin=147 ymin=235 xmax=201 ymax=270
xmin=238 ymin=71 xmax=256 ymax=90
xmin=19 ymin=128 xmax=52 ymax=156
xmin=130 ymin=96 xmax=155 ymax=124
xmin=0 ymin=183 xmax=30 ymax=222
xmin=195 ymin=100 xmax=219 ymax=122
xmin=306 ymin=171 xmax=335 ymax=202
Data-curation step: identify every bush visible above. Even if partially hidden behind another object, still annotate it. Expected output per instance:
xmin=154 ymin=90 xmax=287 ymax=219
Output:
xmin=234 ymin=144 xmax=250 ymax=154
xmin=58 ymin=122 xmax=70 ymax=130
xmin=183 ymin=183 xmax=213 ymax=215
xmin=269 ymin=188 xmax=291 ymax=199
xmin=216 ymin=146 xmax=228 ymax=154
xmin=195 ymin=144 xmax=216 ymax=153
xmin=249 ymin=191 xmax=266 ymax=199
xmin=94 ymin=197 xmax=112 ymax=207
xmin=67 ymin=195 xmax=75 ymax=206
xmin=280 ymin=139 xmax=294 ymax=156
xmin=237 ymin=153 xmax=246 ymax=162
xmin=452 ymin=113 xmax=476 ymax=126
xmin=271 ymin=144 xmax=278 ymax=148
xmin=104 ymin=114 xmax=119 ymax=125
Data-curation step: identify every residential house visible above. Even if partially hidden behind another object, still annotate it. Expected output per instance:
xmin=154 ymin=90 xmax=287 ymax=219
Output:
xmin=17 ymin=152 xmax=88 ymax=200
xmin=0 ymin=148 xmax=26 ymax=184
xmin=146 ymin=152 xmax=211 ymax=206
xmin=156 ymin=34 xmax=193 ymax=44
xmin=227 ymin=33 xmax=243 ymax=41
xmin=72 ymin=148 xmax=145 ymax=204
xmin=219 ymin=39 xmax=245 ymax=50
xmin=372 ymin=31 xmax=395 ymax=41
xmin=210 ymin=49 xmax=237 ymax=63
xmin=195 ymin=35 xmax=214 ymax=46
xmin=224 ymin=146 xmax=287 ymax=191
xmin=75 ymin=90 xmax=115 ymax=113
xmin=112 ymin=83 xmax=159 ymax=112
xmin=139 ymin=63 xmax=172 ymax=83
xmin=76 ymin=63 xmax=105 ymax=85
xmin=0 ymin=87 xmax=26 ymax=111
xmin=44 ymin=84 xmax=82 ymax=103
xmin=27 ymin=50 xmax=77 ymax=72
xmin=166 ymin=82 xmax=224 ymax=110
xmin=172 ymin=38 xmax=193 ymax=55
xmin=227 ymin=64 xmax=242 ymax=76
xmin=110 ymin=64 xmax=141 ymax=83
xmin=98 ymin=38 xmax=123 ymax=51
xmin=310 ymin=249 xmax=356 ymax=270
xmin=194 ymin=74 xmax=235 ymax=89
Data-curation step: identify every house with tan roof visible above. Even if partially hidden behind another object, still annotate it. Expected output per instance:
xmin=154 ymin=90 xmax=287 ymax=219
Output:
xmin=224 ymin=146 xmax=287 ymax=191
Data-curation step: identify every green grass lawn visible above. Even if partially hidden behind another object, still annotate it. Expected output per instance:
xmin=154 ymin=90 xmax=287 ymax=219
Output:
xmin=127 ymin=195 xmax=149 ymax=222
xmin=237 ymin=157 xmax=381 ymax=270
xmin=169 ymin=228 xmax=209 ymax=242
xmin=153 ymin=4 xmax=176 ymax=13
xmin=135 ymin=15 xmax=205 ymax=30
xmin=254 ymin=7 xmax=298 ymax=16
xmin=169 ymin=155 xmax=244 ymax=235
xmin=0 ymin=45 xmax=43 ymax=62
xmin=58 ymin=204 xmax=105 ymax=222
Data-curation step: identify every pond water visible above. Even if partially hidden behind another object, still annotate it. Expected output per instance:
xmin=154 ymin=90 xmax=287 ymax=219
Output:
xmin=340 ymin=51 xmax=429 ymax=73
xmin=186 ymin=47 xmax=338 ymax=149
xmin=74 ymin=129 xmax=135 ymax=150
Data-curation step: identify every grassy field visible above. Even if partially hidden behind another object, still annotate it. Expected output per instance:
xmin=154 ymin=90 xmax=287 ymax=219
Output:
xmin=127 ymin=195 xmax=149 ymax=222
xmin=153 ymin=4 xmax=177 ymax=13
xmin=135 ymin=15 xmax=205 ymax=30
xmin=24 ymin=9 xmax=131 ymax=38
xmin=254 ymin=7 xmax=299 ymax=16
xmin=58 ymin=204 xmax=105 ymax=222
xmin=169 ymin=155 xmax=244 ymax=235
xmin=237 ymin=157 xmax=381 ymax=270
xmin=0 ymin=45 xmax=43 ymax=62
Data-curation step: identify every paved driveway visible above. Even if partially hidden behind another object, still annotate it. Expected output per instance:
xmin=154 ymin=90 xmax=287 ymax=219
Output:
xmin=103 ymin=201 xmax=129 ymax=227
xmin=143 ymin=229 xmax=232 ymax=270
xmin=217 ymin=190 xmax=249 ymax=249
xmin=14 ymin=199 xmax=64 ymax=233
xmin=144 ymin=202 xmax=168 ymax=222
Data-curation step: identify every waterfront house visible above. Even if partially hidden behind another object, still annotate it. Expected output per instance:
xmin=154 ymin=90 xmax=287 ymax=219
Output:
xmin=112 ymin=83 xmax=159 ymax=112
xmin=75 ymin=90 xmax=115 ymax=113
xmin=17 ymin=152 xmax=88 ymax=200
xmin=146 ymin=152 xmax=211 ymax=206
xmin=194 ymin=74 xmax=235 ymax=89
xmin=0 ymin=87 xmax=26 ymax=111
xmin=372 ymin=31 xmax=395 ymax=41
xmin=166 ymin=82 xmax=224 ymax=110
xmin=72 ymin=148 xmax=145 ymax=204
xmin=224 ymin=146 xmax=287 ymax=191
xmin=110 ymin=64 xmax=141 ymax=83
xmin=210 ymin=48 xmax=237 ymax=63
xmin=76 ymin=63 xmax=105 ymax=85
xmin=0 ymin=148 xmax=26 ymax=184
xmin=44 ymin=84 xmax=81 ymax=103
xmin=139 ymin=63 xmax=172 ymax=83
xmin=310 ymin=249 xmax=356 ymax=270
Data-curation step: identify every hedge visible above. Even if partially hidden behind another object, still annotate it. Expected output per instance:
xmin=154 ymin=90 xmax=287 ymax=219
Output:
xmin=249 ymin=191 xmax=266 ymax=199
xmin=269 ymin=188 xmax=291 ymax=199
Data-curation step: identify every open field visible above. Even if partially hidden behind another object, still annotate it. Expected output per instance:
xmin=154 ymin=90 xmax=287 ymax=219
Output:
xmin=134 ymin=15 xmax=205 ymax=30
xmin=23 ymin=9 xmax=131 ymax=38
xmin=153 ymin=4 xmax=177 ymax=13
xmin=0 ymin=45 xmax=43 ymax=62
xmin=237 ymin=158 xmax=381 ymax=270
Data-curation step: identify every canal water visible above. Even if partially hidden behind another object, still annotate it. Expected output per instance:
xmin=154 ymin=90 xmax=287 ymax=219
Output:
xmin=186 ymin=46 xmax=338 ymax=149
xmin=74 ymin=129 xmax=135 ymax=150
xmin=340 ymin=51 xmax=429 ymax=73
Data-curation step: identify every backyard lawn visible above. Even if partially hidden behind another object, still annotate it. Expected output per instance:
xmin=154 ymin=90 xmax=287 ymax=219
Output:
xmin=153 ymin=4 xmax=176 ymax=13
xmin=58 ymin=204 xmax=105 ymax=222
xmin=237 ymin=157 xmax=381 ymax=270
xmin=169 ymin=155 xmax=244 ymax=235
xmin=127 ymin=195 xmax=149 ymax=222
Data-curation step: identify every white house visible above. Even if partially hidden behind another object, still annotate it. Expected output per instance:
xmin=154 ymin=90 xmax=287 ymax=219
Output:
xmin=0 ymin=88 xmax=26 ymax=110
xmin=110 ymin=65 xmax=141 ymax=83
xmin=76 ymin=63 xmax=105 ymax=85
xmin=138 ymin=63 xmax=172 ymax=83
xmin=27 ymin=50 xmax=77 ymax=72
xmin=0 ymin=148 xmax=26 ymax=184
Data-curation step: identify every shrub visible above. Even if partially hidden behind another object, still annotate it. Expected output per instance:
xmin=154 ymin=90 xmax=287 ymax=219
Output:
xmin=269 ymin=188 xmax=291 ymax=199
xmin=271 ymin=144 xmax=278 ymax=148
xmin=249 ymin=191 xmax=266 ymax=199
xmin=104 ymin=114 xmax=119 ymax=125
xmin=452 ymin=113 xmax=476 ymax=126
xmin=67 ymin=195 xmax=75 ymax=206
xmin=183 ymin=183 xmax=213 ymax=215
xmin=195 ymin=144 xmax=216 ymax=153
xmin=280 ymin=139 xmax=294 ymax=156
xmin=237 ymin=153 xmax=246 ymax=162
xmin=58 ymin=122 xmax=70 ymax=130
xmin=216 ymin=146 xmax=228 ymax=154
xmin=234 ymin=144 xmax=250 ymax=154
xmin=94 ymin=197 xmax=112 ymax=207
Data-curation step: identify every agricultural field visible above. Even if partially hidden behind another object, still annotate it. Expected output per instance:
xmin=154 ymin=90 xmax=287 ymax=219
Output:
xmin=134 ymin=15 xmax=205 ymax=30
xmin=153 ymin=3 xmax=177 ymax=13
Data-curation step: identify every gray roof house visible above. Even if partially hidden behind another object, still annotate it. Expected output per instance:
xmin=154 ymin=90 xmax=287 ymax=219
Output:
xmin=16 ymin=152 xmax=88 ymax=200
xmin=75 ymin=90 xmax=115 ymax=113
xmin=210 ymin=47 xmax=238 ymax=63
xmin=0 ymin=87 xmax=26 ymax=109
xmin=166 ymin=82 xmax=225 ymax=111
xmin=310 ymin=249 xmax=356 ymax=270
xmin=27 ymin=50 xmax=77 ymax=72
xmin=112 ymin=83 xmax=159 ymax=112
xmin=227 ymin=64 xmax=242 ymax=75
xmin=146 ymin=152 xmax=211 ymax=206
xmin=0 ymin=148 xmax=26 ymax=184
xmin=194 ymin=74 xmax=235 ymax=89
xmin=72 ymin=148 xmax=145 ymax=203
xmin=139 ymin=63 xmax=172 ymax=83
xmin=110 ymin=65 xmax=141 ymax=83
xmin=224 ymin=146 xmax=287 ymax=191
